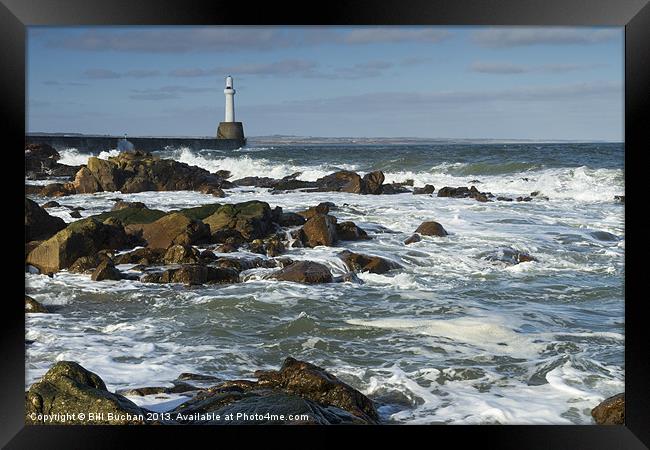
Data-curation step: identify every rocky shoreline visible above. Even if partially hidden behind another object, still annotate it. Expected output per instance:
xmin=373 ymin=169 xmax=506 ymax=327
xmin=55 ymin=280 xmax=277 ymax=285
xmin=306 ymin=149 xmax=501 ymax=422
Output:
xmin=25 ymin=144 xmax=624 ymax=424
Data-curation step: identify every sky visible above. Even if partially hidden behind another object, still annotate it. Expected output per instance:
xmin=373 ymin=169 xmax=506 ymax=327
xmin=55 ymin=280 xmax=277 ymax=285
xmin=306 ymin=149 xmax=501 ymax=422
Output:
xmin=27 ymin=26 xmax=623 ymax=141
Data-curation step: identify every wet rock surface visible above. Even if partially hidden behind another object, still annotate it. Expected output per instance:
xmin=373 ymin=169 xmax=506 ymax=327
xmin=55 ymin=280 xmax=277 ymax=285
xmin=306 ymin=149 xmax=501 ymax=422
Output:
xmin=415 ymin=221 xmax=448 ymax=237
xmin=25 ymin=198 xmax=66 ymax=242
xmin=338 ymin=250 xmax=402 ymax=274
xmin=271 ymin=261 xmax=333 ymax=283
xmin=591 ymin=393 xmax=624 ymax=425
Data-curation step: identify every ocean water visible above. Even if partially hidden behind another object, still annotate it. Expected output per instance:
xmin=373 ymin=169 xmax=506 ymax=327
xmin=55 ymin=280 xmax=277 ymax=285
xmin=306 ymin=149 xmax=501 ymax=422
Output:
xmin=26 ymin=141 xmax=625 ymax=424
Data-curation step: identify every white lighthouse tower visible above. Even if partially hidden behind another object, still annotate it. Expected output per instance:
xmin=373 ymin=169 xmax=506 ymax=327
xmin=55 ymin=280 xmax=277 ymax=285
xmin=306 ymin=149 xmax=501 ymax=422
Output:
xmin=216 ymin=75 xmax=245 ymax=144
xmin=224 ymin=75 xmax=235 ymax=122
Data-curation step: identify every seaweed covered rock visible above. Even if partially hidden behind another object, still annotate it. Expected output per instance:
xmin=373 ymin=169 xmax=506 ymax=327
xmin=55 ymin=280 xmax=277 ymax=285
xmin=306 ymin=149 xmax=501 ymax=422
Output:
xmin=90 ymin=206 xmax=167 ymax=226
xmin=25 ymin=198 xmax=66 ymax=242
xmin=25 ymin=361 xmax=148 ymax=425
xmin=203 ymin=201 xmax=275 ymax=242
xmin=130 ymin=213 xmax=211 ymax=249
xmin=272 ymin=261 xmax=333 ymax=283
xmin=26 ymin=218 xmax=131 ymax=273
xmin=338 ymin=250 xmax=402 ymax=274
xmin=254 ymin=357 xmax=378 ymax=423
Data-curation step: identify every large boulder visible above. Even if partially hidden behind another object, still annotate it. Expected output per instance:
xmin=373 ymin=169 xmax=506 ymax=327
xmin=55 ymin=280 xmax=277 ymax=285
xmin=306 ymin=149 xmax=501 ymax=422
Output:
xmin=254 ymin=357 xmax=378 ymax=423
xmin=164 ymin=244 xmax=201 ymax=264
xmin=415 ymin=221 xmax=448 ymax=237
xmin=272 ymin=261 xmax=333 ymax=283
xmin=591 ymin=393 xmax=624 ymax=425
xmin=25 ymin=361 xmax=148 ymax=424
xmin=301 ymin=214 xmax=338 ymax=247
xmin=203 ymin=201 xmax=275 ymax=242
xmin=142 ymin=264 xmax=240 ymax=286
xmin=70 ymin=150 xmax=232 ymax=195
xmin=336 ymin=221 xmax=369 ymax=241
xmin=26 ymin=218 xmax=131 ymax=273
xmin=91 ymin=260 xmax=122 ymax=281
xmin=129 ymin=213 xmax=210 ymax=249
xmin=338 ymin=250 xmax=402 ymax=274
xmin=25 ymin=198 xmax=66 ymax=242
xmin=91 ymin=206 xmax=166 ymax=226
xmin=315 ymin=171 xmax=363 ymax=193
xmin=24 ymin=143 xmax=60 ymax=172
xmin=361 ymin=171 xmax=384 ymax=195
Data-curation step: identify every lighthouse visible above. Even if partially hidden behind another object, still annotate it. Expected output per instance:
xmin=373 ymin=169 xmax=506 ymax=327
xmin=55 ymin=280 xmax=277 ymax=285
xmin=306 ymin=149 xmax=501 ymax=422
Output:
xmin=216 ymin=75 xmax=245 ymax=145
xmin=224 ymin=75 xmax=235 ymax=122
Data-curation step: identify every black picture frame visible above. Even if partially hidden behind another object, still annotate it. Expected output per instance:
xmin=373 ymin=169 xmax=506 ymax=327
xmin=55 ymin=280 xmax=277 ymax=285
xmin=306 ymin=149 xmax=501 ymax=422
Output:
xmin=4 ymin=0 xmax=648 ymax=447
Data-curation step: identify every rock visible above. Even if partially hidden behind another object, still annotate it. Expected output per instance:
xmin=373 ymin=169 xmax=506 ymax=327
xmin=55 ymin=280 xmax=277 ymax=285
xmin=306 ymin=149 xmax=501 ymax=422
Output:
xmin=215 ymin=243 xmax=239 ymax=253
xmin=254 ymin=357 xmax=378 ymax=423
xmin=92 ymin=206 xmax=167 ymax=226
xmin=438 ymin=186 xmax=491 ymax=202
xmin=71 ymin=151 xmax=232 ymax=195
xmin=26 ymin=218 xmax=131 ymax=273
xmin=590 ymin=231 xmax=619 ymax=242
xmin=301 ymin=214 xmax=338 ymax=247
xmin=404 ymin=234 xmax=421 ymax=245
xmin=264 ymin=236 xmax=286 ymax=257
xmin=143 ymin=264 xmax=240 ymax=286
xmin=25 ymin=198 xmax=66 ymax=242
xmin=415 ymin=221 xmax=448 ymax=237
xmin=69 ymin=210 xmax=82 ymax=219
xmin=591 ymin=393 xmax=624 ymax=425
xmin=277 ymin=212 xmax=306 ymax=227
xmin=25 ymin=182 xmax=76 ymax=197
xmin=199 ymin=249 xmax=216 ymax=261
xmin=497 ymin=196 xmax=513 ymax=202
xmin=91 ymin=260 xmax=122 ymax=281
xmin=361 ymin=171 xmax=385 ymax=195
xmin=413 ymin=185 xmax=435 ymax=195
xmin=25 ymin=241 xmax=43 ymax=259
xmin=335 ymin=221 xmax=369 ymax=241
xmin=73 ymin=166 xmax=102 ymax=193
xmin=272 ymin=261 xmax=333 ymax=283
xmin=25 ymin=295 xmax=48 ymax=313
xmin=482 ymin=247 xmax=537 ymax=265
xmin=516 ymin=196 xmax=532 ymax=202
xmin=176 ymin=203 xmax=223 ymax=221
xmin=114 ymin=247 xmax=165 ymax=265
xmin=203 ymin=201 xmax=274 ymax=242
xmin=298 ymin=203 xmax=332 ymax=220
xmin=68 ymin=254 xmax=108 ymax=273
xmin=164 ymin=244 xmax=201 ymax=264
xmin=198 ymin=185 xmax=226 ymax=197
xmin=111 ymin=200 xmax=147 ymax=211
xmin=25 ymin=143 xmax=60 ymax=171
xmin=614 ymin=195 xmax=625 ymax=203
xmin=215 ymin=256 xmax=278 ymax=272
xmin=315 ymin=171 xmax=363 ymax=193
xmin=131 ymin=213 xmax=211 ymax=249
xmin=334 ymin=271 xmax=364 ymax=284
xmin=42 ymin=201 xmax=60 ymax=208
xmin=25 ymin=361 xmax=148 ymax=424
xmin=338 ymin=250 xmax=402 ymax=274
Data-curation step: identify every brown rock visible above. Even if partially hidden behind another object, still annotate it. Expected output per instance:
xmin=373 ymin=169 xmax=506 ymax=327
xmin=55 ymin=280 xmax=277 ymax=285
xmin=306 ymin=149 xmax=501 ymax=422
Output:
xmin=413 ymin=185 xmax=435 ymax=195
xmin=335 ymin=221 xmax=369 ymax=241
xmin=203 ymin=201 xmax=274 ymax=242
xmin=272 ymin=261 xmax=333 ymax=283
xmin=361 ymin=170 xmax=384 ymax=195
xmin=91 ymin=260 xmax=122 ymax=281
xmin=338 ymin=250 xmax=402 ymax=274
xmin=254 ymin=357 xmax=378 ymax=423
xmin=404 ymin=234 xmax=421 ymax=245
xmin=415 ymin=221 xmax=448 ymax=237
xmin=26 ymin=218 xmax=131 ymax=273
xmin=73 ymin=166 xmax=102 ymax=193
xmin=25 ymin=295 xmax=48 ymax=313
xmin=25 ymin=198 xmax=66 ymax=242
xmin=164 ymin=244 xmax=201 ymax=264
xmin=591 ymin=393 xmax=624 ymax=425
xmin=133 ymin=213 xmax=211 ymax=249
xmin=316 ymin=171 xmax=362 ymax=193
xmin=302 ymin=214 xmax=338 ymax=247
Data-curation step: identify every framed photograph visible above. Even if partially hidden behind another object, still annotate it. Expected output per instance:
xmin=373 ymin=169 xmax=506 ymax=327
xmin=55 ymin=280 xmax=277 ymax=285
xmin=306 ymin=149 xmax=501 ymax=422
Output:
xmin=6 ymin=0 xmax=648 ymax=447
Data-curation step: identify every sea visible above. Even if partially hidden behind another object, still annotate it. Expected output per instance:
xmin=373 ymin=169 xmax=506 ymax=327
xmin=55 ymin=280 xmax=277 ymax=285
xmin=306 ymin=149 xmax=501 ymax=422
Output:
xmin=25 ymin=140 xmax=625 ymax=424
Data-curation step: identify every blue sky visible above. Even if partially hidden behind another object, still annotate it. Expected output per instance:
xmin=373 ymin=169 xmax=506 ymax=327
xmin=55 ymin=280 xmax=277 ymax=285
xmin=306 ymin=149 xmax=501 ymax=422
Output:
xmin=27 ymin=26 xmax=623 ymax=141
